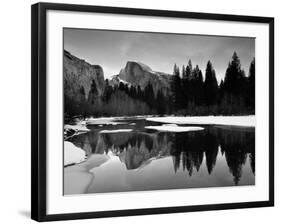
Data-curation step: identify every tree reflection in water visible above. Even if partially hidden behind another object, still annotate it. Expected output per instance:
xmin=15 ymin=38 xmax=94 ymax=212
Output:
xmin=69 ymin=125 xmax=255 ymax=186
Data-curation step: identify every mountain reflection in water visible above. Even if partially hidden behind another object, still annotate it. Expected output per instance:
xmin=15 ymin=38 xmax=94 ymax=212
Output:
xmin=64 ymin=119 xmax=255 ymax=194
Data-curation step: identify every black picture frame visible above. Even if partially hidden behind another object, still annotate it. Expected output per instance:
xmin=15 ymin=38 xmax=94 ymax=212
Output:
xmin=31 ymin=2 xmax=274 ymax=222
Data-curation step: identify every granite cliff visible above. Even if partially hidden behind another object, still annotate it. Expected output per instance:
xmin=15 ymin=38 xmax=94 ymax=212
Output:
xmin=63 ymin=50 xmax=105 ymax=102
xmin=117 ymin=61 xmax=172 ymax=96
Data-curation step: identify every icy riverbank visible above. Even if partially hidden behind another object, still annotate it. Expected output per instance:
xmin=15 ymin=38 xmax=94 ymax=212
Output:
xmin=64 ymin=153 xmax=110 ymax=194
xmin=146 ymin=115 xmax=255 ymax=127
xmin=145 ymin=124 xmax=204 ymax=132
xmin=64 ymin=141 xmax=87 ymax=166
xmin=64 ymin=122 xmax=90 ymax=139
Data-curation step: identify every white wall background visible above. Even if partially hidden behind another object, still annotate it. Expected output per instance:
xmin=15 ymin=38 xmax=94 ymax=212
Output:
xmin=0 ymin=0 xmax=279 ymax=223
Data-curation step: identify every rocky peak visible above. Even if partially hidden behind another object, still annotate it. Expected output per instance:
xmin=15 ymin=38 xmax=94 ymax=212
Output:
xmin=118 ymin=61 xmax=172 ymax=96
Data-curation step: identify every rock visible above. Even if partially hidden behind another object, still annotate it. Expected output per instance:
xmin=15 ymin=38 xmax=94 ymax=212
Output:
xmin=117 ymin=61 xmax=172 ymax=96
xmin=63 ymin=50 xmax=105 ymax=102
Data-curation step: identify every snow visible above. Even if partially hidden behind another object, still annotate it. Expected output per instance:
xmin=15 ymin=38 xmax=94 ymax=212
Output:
xmin=100 ymin=129 xmax=133 ymax=134
xmin=118 ymin=78 xmax=130 ymax=85
xmin=64 ymin=123 xmax=89 ymax=133
xmin=64 ymin=154 xmax=110 ymax=195
xmin=64 ymin=122 xmax=90 ymax=139
xmin=85 ymin=115 xmax=155 ymax=125
xmin=109 ymin=75 xmax=131 ymax=87
xmin=145 ymin=124 xmax=204 ymax=132
xmin=64 ymin=141 xmax=87 ymax=166
xmin=150 ymin=70 xmax=159 ymax=75
xmin=86 ymin=117 xmax=128 ymax=125
xmin=86 ymin=154 xmax=111 ymax=170
xmin=146 ymin=115 xmax=255 ymax=127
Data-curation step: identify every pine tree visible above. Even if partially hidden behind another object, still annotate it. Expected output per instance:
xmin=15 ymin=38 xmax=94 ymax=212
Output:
xmin=188 ymin=59 xmax=193 ymax=72
xmin=204 ymin=61 xmax=218 ymax=106
xmin=218 ymin=80 xmax=224 ymax=105
xmin=136 ymin=85 xmax=143 ymax=100
xmin=197 ymin=68 xmax=204 ymax=105
xmin=223 ymin=52 xmax=248 ymax=113
xmin=78 ymin=86 xmax=87 ymax=118
xmin=224 ymin=52 xmax=245 ymax=95
xmin=182 ymin=65 xmax=186 ymax=79
xmin=144 ymin=82 xmax=155 ymax=109
xmin=156 ymin=90 xmax=165 ymax=114
xmin=88 ymin=80 xmax=98 ymax=104
xmin=171 ymin=63 xmax=183 ymax=111
xmin=124 ymin=83 xmax=129 ymax=94
xmin=103 ymin=79 xmax=113 ymax=102
xmin=248 ymin=58 xmax=255 ymax=111
xmin=129 ymin=85 xmax=137 ymax=98
xmin=190 ymin=65 xmax=204 ymax=105
xmin=118 ymin=82 xmax=125 ymax=91
xmin=182 ymin=59 xmax=192 ymax=108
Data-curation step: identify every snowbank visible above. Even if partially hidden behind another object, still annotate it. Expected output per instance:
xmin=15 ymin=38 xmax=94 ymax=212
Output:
xmin=100 ymin=129 xmax=133 ymax=134
xmin=147 ymin=115 xmax=255 ymax=127
xmin=86 ymin=115 xmax=154 ymax=125
xmin=64 ymin=122 xmax=90 ymax=139
xmin=64 ymin=141 xmax=87 ymax=166
xmin=64 ymin=124 xmax=89 ymax=132
xmin=145 ymin=124 xmax=204 ymax=132
xmin=86 ymin=117 xmax=127 ymax=125
xmin=64 ymin=153 xmax=110 ymax=194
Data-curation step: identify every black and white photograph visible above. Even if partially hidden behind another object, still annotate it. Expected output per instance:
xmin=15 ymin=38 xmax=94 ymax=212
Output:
xmin=63 ymin=28 xmax=256 ymax=195
xmin=0 ymin=0 xmax=278 ymax=222
xmin=27 ymin=1 xmax=275 ymax=222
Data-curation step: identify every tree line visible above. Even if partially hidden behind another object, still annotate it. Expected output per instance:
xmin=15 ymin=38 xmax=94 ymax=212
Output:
xmin=101 ymin=78 xmax=169 ymax=115
xmin=101 ymin=51 xmax=255 ymax=116
xmin=170 ymin=51 xmax=255 ymax=115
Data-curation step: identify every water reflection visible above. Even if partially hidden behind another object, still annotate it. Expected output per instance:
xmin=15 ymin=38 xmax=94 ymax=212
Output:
xmin=68 ymin=121 xmax=255 ymax=190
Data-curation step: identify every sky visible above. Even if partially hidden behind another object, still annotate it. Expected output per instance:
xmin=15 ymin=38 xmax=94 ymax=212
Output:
xmin=64 ymin=28 xmax=255 ymax=81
